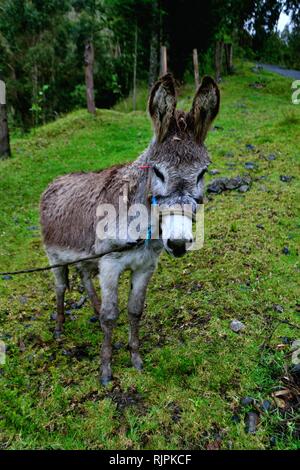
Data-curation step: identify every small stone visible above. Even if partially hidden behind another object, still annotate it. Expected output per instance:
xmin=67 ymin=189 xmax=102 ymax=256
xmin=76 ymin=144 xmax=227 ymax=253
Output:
xmin=1 ymin=275 xmax=12 ymax=281
xmin=238 ymin=185 xmax=249 ymax=193
xmin=282 ymin=246 xmax=290 ymax=255
xmin=230 ymin=320 xmax=245 ymax=333
xmin=267 ymin=154 xmax=276 ymax=161
xmin=273 ymin=304 xmax=284 ymax=313
xmin=113 ymin=341 xmax=124 ymax=351
xmin=256 ymin=224 xmax=264 ymax=230
xmin=62 ymin=349 xmax=73 ymax=357
xmin=280 ymin=175 xmax=293 ymax=183
xmin=246 ymin=144 xmax=255 ymax=151
xmin=208 ymin=169 xmax=220 ymax=175
xmin=19 ymin=296 xmax=28 ymax=305
xmin=270 ymin=436 xmax=276 ymax=447
xmin=244 ymin=161 xmax=257 ymax=170
xmin=241 ymin=396 xmax=255 ymax=407
xmin=245 ymin=412 xmax=259 ymax=434
xmin=261 ymin=400 xmax=271 ymax=412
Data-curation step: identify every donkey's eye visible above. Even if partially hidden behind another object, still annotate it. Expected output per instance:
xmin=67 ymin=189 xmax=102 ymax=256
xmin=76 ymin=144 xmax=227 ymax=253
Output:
xmin=153 ymin=166 xmax=165 ymax=182
xmin=197 ymin=168 xmax=207 ymax=183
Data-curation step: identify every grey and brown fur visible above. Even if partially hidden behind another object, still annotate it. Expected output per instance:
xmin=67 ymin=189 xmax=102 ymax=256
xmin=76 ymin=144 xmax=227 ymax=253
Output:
xmin=40 ymin=73 xmax=220 ymax=385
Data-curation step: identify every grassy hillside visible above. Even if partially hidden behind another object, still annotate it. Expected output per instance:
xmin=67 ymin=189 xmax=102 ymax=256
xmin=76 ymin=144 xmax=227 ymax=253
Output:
xmin=0 ymin=62 xmax=299 ymax=450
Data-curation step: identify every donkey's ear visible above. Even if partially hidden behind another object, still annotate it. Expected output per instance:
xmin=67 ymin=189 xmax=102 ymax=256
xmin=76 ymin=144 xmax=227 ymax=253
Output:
xmin=190 ymin=76 xmax=220 ymax=144
xmin=148 ymin=73 xmax=176 ymax=142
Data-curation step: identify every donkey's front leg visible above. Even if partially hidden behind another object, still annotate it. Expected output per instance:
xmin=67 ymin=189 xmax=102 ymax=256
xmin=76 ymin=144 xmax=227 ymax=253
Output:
xmin=128 ymin=268 xmax=154 ymax=371
xmin=99 ymin=257 xmax=122 ymax=386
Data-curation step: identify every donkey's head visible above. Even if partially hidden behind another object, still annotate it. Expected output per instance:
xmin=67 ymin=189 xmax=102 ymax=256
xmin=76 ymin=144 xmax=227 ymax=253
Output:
xmin=148 ymin=73 xmax=220 ymax=257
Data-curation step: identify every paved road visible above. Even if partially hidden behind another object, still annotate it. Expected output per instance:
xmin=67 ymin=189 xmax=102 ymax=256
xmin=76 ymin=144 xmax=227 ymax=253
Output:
xmin=260 ymin=63 xmax=300 ymax=80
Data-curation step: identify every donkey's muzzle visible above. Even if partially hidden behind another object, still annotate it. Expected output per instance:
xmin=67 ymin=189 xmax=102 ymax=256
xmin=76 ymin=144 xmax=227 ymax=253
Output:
xmin=166 ymin=239 xmax=190 ymax=257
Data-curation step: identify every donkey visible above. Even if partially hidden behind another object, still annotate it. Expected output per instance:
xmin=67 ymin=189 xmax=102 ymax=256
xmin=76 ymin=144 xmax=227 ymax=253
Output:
xmin=40 ymin=73 xmax=220 ymax=385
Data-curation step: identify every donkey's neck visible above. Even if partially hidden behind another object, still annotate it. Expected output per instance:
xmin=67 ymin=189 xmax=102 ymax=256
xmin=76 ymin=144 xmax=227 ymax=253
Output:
xmin=120 ymin=146 xmax=153 ymax=206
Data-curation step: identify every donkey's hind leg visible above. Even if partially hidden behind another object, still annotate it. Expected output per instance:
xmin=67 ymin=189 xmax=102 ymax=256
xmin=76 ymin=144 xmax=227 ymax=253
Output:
xmin=128 ymin=268 xmax=154 ymax=371
xmin=52 ymin=265 xmax=69 ymax=339
xmin=78 ymin=266 xmax=101 ymax=322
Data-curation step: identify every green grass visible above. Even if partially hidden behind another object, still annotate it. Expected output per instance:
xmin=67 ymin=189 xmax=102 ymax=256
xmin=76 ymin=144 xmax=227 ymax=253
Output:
xmin=0 ymin=62 xmax=299 ymax=450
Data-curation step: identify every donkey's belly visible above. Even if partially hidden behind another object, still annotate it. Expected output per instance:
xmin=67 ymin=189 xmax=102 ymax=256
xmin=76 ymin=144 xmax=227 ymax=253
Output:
xmin=105 ymin=241 xmax=163 ymax=273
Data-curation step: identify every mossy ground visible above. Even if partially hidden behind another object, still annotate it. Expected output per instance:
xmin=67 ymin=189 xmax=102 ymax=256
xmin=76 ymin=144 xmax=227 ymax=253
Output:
xmin=0 ymin=62 xmax=299 ymax=450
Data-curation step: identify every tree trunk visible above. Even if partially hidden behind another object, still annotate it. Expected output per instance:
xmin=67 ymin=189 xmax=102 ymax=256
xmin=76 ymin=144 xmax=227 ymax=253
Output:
xmin=0 ymin=104 xmax=11 ymax=160
xmin=224 ymin=43 xmax=233 ymax=74
xmin=160 ymin=46 xmax=167 ymax=76
xmin=214 ymin=40 xmax=224 ymax=82
xmin=133 ymin=24 xmax=138 ymax=111
xmin=148 ymin=0 xmax=159 ymax=88
xmin=84 ymin=41 xmax=96 ymax=115
xmin=193 ymin=48 xmax=200 ymax=89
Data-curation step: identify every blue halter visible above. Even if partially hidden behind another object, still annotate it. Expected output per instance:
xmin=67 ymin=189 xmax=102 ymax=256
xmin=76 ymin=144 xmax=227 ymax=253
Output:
xmin=145 ymin=195 xmax=158 ymax=243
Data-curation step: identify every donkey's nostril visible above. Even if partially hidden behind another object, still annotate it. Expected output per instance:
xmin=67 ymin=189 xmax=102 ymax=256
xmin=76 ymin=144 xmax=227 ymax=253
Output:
xmin=167 ymin=239 xmax=187 ymax=257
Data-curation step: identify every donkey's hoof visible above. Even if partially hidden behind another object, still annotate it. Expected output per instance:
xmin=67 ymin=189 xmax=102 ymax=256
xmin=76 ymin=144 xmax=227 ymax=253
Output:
xmin=100 ymin=375 xmax=112 ymax=387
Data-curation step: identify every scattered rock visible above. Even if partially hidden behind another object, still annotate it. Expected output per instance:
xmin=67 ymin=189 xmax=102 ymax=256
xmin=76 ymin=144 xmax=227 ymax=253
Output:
xmin=267 ymin=154 xmax=276 ymax=161
xmin=246 ymin=144 xmax=255 ymax=151
xmin=256 ymin=224 xmax=265 ymax=230
xmin=282 ymin=246 xmax=290 ymax=255
xmin=245 ymin=412 xmax=259 ymax=434
xmin=261 ymin=400 xmax=271 ymax=412
xmin=1 ymin=275 xmax=12 ymax=281
xmin=207 ymin=176 xmax=251 ymax=194
xmin=280 ymin=175 xmax=293 ymax=183
xmin=238 ymin=185 xmax=250 ymax=193
xmin=273 ymin=304 xmax=284 ymax=313
xmin=19 ymin=296 xmax=28 ymax=305
xmin=208 ymin=169 xmax=220 ymax=175
xmin=230 ymin=320 xmax=245 ymax=333
xmin=244 ymin=161 xmax=257 ymax=170
xmin=241 ymin=396 xmax=255 ymax=407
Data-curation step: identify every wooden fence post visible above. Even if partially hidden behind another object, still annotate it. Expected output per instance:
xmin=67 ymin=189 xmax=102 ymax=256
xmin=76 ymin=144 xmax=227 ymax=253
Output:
xmin=193 ymin=48 xmax=200 ymax=89
xmin=0 ymin=80 xmax=11 ymax=160
xmin=214 ymin=40 xmax=224 ymax=82
xmin=160 ymin=46 xmax=167 ymax=75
